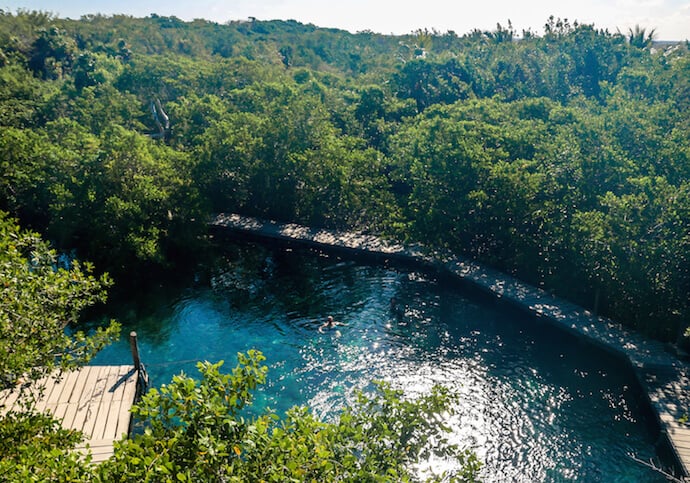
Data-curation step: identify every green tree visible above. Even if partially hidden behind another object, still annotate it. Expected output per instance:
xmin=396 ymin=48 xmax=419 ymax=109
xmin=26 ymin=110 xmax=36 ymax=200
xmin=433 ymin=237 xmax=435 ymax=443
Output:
xmin=0 ymin=63 xmax=58 ymax=128
xmin=28 ymin=26 xmax=76 ymax=80
xmin=627 ymin=25 xmax=656 ymax=49
xmin=392 ymin=57 xmax=474 ymax=112
xmin=87 ymin=125 xmax=198 ymax=269
xmin=0 ymin=212 xmax=119 ymax=388
xmin=99 ymin=352 xmax=480 ymax=482
xmin=292 ymin=132 xmax=396 ymax=230
xmin=0 ymin=410 xmax=95 ymax=482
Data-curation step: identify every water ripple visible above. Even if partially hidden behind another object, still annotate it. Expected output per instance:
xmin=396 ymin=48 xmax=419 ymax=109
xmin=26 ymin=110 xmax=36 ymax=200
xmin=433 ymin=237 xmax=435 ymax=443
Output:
xmin=92 ymin=247 xmax=667 ymax=482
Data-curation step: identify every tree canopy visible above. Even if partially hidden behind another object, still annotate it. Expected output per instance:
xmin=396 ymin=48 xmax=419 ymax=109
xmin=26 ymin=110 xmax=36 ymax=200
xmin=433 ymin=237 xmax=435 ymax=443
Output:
xmin=1 ymin=9 xmax=688 ymax=338
xmin=1 ymin=8 xmax=689 ymax=480
xmin=1 ymin=8 xmax=688 ymax=336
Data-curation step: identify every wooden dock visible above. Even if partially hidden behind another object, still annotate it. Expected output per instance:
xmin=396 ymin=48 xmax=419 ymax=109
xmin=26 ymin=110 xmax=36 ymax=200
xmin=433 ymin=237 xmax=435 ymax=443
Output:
xmin=212 ymin=213 xmax=690 ymax=480
xmin=1 ymin=365 xmax=140 ymax=463
xmin=0 ymin=366 xmax=139 ymax=463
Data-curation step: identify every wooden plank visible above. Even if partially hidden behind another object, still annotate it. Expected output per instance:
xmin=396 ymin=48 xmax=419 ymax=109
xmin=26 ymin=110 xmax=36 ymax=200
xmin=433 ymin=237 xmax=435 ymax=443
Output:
xmin=61 ymin=366 xmax=95 ymax=429
xmin=115 ymin=368 xmax=139 ymax=439
xmin=41 ymin=371 xmax=78 ymax=416
xmin=670 ymin=429 xmax=690 ymax=440
xmin=75 ymin=438 xmax=115 ymax=463
xmin=50 ymin=371 xmax=77 ymax=399
xmin=102 ymin=384 xmax=126 ymax=440
xmin=56 ymin=369 xmax=82 ymax=404
xmin=672 ymin=432 xmax=690 ymax=444
xmin=115 ymin=366 xmax=137 ymax=403
xmin=81 ymin=439 xmax=116 ymax=463
xmin=0 ymin=386 xmax=24 ymax=415
xmin=51 ymin=400 xmax=71 ymax=422
xmin=662 ymin=414 xmax=690 ymax=475
xmin=70 ymin=366 xmax=108 ymax=434
xmin=80 ymin=366 xmax=111 ymax=439
xmin=32 ymin=374 xmax=61 ymax=412
xmin=107 ymin=366 xmax=132 ymax=402
xmin=90 ymin=366 xmax=123 ymax=440
xmin=672 ymin=439 xmax=690 ymax=450
xmin=103 ymin=367 xmax=136 ymax=439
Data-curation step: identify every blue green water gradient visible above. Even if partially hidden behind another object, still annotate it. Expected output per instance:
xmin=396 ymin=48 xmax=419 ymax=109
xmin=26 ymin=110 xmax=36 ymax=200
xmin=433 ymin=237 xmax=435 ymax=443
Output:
xmin=91 ymin=243 xmax=668 ymax=481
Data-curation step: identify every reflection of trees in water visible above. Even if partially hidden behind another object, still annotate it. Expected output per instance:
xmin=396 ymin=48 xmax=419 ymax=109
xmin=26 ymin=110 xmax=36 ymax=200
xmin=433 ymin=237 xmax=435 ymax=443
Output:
xmin=210 ymin=244 xmax=324 ymax=312
xmin=83 ymin=279 xmax=186 ymax=346
xmin=210 ymin=243 xmax=392 ymax=321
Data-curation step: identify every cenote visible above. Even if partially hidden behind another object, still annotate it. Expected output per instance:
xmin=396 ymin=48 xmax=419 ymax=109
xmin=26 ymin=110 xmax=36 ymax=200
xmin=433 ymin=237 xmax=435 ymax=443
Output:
xmin=91 ymin=241 xmax=668 ymax=481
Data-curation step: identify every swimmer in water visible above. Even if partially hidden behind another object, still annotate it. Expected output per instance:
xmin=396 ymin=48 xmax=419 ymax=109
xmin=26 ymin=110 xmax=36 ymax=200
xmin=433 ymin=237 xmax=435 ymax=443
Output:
xmin=390 ymin=297 xmax=404 ymax=321
xmin=318 ymin=315 xmax=347 ymax=334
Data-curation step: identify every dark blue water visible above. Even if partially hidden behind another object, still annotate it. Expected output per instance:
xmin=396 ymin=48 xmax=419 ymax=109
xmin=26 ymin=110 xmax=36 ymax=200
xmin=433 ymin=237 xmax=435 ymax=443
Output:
xmin=92 ymin=243 xmax=667 ymax=482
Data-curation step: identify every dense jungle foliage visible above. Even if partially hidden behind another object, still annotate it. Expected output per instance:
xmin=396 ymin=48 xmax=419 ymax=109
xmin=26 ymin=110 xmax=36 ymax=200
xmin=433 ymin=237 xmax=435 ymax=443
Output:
xmin=1 ymin=9 xmax=688 ymax=481
xmin=0 ymin=10 xmax=688 ymax=340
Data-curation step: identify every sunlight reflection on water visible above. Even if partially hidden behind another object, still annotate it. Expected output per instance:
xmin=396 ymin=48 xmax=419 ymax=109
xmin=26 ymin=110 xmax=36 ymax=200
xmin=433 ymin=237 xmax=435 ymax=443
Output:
xmin=92 ymin=245 xmax=666 ymax=482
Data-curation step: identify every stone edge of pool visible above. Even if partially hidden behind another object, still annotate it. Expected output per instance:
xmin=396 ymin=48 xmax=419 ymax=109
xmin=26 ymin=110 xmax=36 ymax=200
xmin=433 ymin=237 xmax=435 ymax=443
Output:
xmin=210 ymin=213 xmax=690 ymax=480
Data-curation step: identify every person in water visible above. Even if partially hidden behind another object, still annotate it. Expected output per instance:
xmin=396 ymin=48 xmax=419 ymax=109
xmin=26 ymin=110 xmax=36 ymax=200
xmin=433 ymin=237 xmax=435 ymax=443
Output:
xmin=390 ymin=297 xmax=404 ymax=321
xmin=318 ymin=315 xmax=347 ymax=333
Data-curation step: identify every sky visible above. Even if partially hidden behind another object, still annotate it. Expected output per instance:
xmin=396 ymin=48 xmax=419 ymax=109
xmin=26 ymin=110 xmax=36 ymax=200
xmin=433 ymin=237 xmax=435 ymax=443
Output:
xmin=3 ymin=0 xmax=689 ymax=41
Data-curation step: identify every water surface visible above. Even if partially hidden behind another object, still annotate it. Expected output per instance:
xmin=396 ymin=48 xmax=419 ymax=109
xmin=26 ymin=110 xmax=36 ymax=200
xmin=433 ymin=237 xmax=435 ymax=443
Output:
xmin=92 ymin=242 xmax=666 ymax=482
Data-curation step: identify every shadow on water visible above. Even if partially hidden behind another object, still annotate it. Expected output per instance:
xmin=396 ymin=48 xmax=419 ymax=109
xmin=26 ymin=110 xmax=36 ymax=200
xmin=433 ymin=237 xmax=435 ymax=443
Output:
xmin=87 ymin=240 xmax=671 ymax=482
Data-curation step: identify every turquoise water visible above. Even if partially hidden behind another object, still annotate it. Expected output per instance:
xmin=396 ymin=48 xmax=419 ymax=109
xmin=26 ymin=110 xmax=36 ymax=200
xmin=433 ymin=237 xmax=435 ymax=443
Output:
xmin=91 ymin=242 xmax=667 ymax=481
